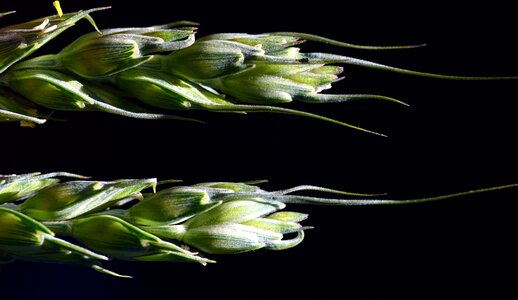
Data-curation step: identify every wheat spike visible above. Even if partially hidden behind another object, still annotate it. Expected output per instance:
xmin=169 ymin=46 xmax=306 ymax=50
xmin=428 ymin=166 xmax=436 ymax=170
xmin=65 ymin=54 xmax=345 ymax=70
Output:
xmin=1 ymin=6 xmax=514 ymax=134
xmin=1 ymin=172 xmax=516 ymax=277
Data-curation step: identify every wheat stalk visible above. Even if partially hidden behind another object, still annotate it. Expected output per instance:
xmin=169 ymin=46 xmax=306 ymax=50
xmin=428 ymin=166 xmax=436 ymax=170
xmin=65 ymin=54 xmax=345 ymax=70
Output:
xmin=1 ymin=171 xmax=516 ymax=278
xmin=1 ymin=4 xmax=515 ymax=133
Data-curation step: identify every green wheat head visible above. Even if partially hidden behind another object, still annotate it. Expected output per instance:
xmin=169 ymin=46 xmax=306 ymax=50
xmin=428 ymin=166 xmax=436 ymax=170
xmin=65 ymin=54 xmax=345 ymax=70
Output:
xmin=1 ymin=172 xmax=515 ymax=277
xmin=1 ymin=5 xmax=514 ymax=134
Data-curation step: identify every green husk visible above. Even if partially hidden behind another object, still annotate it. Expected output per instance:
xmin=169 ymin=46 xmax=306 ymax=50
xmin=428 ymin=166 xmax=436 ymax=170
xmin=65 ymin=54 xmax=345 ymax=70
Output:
xmin=0 ymin=88 xmax=47 ymax=126
xmin=0 ymin=172 xmax=85 ymax=203
xmin=0 ymin=206 xmax=124 ymax=277
xmin=0 ymin=7 xmax=107 ymax=74
xmin=6 ymin=68 xmax=200 ymax=122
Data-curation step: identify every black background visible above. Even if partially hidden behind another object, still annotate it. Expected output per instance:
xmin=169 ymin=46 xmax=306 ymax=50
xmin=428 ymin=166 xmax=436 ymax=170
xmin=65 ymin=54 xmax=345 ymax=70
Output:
xmin=1 ymin=0 xmax=517 ymax=299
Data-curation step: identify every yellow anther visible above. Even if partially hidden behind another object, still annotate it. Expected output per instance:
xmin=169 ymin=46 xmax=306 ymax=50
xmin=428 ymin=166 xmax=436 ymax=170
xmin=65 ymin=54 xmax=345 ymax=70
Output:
xmin=53 ymin=1 xmax=63 ymax=17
